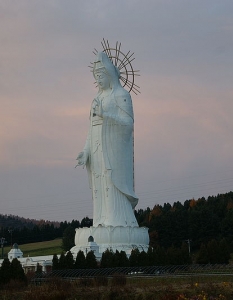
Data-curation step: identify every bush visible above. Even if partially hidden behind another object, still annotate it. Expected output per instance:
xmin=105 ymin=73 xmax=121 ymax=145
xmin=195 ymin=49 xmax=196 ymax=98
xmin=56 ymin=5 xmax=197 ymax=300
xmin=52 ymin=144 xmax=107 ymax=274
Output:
xmin=111 ymin=273 xmax=126 ymax=286
xmin=4 ymin=279 xmax=27 ymax=291
xmin=78 ymin=277 xmax=94 ymax=287
xmin=94 ymin=275 xmax=108 ymax=286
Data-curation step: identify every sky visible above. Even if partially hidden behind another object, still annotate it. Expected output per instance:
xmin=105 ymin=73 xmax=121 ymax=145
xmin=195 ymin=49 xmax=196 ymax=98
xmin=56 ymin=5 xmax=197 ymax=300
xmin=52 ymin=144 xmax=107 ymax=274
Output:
xmin=1 ymin=0 xmax=233 ymax=222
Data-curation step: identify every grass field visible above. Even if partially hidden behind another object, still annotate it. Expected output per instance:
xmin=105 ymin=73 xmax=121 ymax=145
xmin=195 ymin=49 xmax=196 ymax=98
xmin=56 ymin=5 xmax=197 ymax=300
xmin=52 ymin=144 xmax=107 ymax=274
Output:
xmin=4 ymin=238 xmax=63 ymax=257
xmin=1 ymin=274 xmax=233 ymax=299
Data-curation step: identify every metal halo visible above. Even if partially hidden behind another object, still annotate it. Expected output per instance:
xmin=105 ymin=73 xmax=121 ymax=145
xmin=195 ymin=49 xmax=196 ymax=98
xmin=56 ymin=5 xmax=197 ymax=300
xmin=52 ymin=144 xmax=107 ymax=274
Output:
xmin=90 ymin=38 xmax=140 ymax=95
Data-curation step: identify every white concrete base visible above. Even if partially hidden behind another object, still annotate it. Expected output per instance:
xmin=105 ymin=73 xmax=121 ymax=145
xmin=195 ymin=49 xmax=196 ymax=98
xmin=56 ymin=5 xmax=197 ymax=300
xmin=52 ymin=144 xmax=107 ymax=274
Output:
xmin=70 ymin=225 xmax=149 ymax=259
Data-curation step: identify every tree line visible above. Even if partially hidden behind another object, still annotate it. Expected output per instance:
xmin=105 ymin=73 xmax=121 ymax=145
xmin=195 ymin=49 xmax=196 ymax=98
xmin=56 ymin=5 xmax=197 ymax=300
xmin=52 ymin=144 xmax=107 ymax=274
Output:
xmin=52 ymin=243 xmax=192 ymax=270
xmin=0 ymin=238 xmax=230 ymax=288
xmin=1 ymin=191 xmax=233 ymax=260
xmin=0 ymin=216 xmax=92 ymax=246
xmin=135 ymin=191 xmax=233 ymax=252
xmin=53 ymin=237 xmax=231 ymax=270
xmin=0 ymin=257 xmax=27 ymax=286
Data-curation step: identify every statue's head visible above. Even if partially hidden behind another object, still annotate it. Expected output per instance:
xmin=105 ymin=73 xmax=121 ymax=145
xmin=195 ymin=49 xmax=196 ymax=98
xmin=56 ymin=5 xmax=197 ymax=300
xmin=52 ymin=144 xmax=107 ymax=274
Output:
xmin=93 ymin=52 xmax=121 ymax=92
xmin=94 ymin=70 xmax=110 ymax=91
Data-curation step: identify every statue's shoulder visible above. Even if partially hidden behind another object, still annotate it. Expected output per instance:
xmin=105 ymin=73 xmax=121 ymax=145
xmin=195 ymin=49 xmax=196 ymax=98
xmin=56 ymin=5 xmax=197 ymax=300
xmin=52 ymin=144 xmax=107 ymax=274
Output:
xmin=114 ymin=88 xmax=132 ymax=104
xmin=114 ymin=88 xmax=133 ymax=116
xmin=115 ymin=87 xmax=130 ymax=97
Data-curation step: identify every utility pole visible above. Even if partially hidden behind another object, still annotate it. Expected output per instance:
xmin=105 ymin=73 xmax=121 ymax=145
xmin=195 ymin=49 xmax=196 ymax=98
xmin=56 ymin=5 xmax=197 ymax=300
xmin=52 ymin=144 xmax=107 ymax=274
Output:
xmin=8 ymin=229 xmax=13 ymax=247
xmin=0 ymin=237 xmax=7 ymax=259
xmin=185 ymin=239 xmax=192 ymax=255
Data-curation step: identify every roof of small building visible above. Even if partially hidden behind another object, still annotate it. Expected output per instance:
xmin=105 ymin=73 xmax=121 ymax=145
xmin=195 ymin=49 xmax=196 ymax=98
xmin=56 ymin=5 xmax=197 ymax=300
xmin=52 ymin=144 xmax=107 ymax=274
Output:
xmin=13 ymin=243 xmax=19 ymax=249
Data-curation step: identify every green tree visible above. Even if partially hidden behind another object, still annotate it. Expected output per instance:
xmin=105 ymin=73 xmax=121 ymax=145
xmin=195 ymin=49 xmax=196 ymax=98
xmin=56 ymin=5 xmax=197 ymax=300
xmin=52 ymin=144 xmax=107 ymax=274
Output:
xmin=112 ymin=250 xmax=121 ymax=267
xmin=35 ymin=263 xmax=42 ymax=275
xmin=58 ymin=252 xmax=66 ymax=269
xmin=80 ymin=217 xmax=93 ymax=228
xmin=221 ymin=210 xmax=233 ymax=249
xmin=153 ymin=246 xmax=167 ymax=266
xmin=74 ymin=250 xmax=86 ymax=269
xmin=10 ymin=258 xmax=27 ymax=283
xmin=0 ymin=258 xmax=11 ymax=284
xmin=52 ymin=254 xmax=59 ymax=270
xmin=100 ymin=249 xmax=114 ymax=268
xmin=207 ymin=239 xmax=220 ymax=264
xmin=86 ymin=251 xmax=98 ymax=268
xmin=149 ymin=230 xmax=159 ymax=248
xmin=119 ymin=251 xmax=129 ymax=267
xmin=129 ymin=248 xmax=140 ymax=267
xmin=166 ymin=245 xmax=182 ymax=265
xmin=65 ymin=251 xmax=74 ymax=269
xmin=62 ymin=226 xmax=75 ymax=251
xmin=219 ymin=238 xmax=231 ymax=264
xmin=138 ymin=250 xmax=149 ymax=266
xmin=196 ymin=243 xmax=209 ymax=264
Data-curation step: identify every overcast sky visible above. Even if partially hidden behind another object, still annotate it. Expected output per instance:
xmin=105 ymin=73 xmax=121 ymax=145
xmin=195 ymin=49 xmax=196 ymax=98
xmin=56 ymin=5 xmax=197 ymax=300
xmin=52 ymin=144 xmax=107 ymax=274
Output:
xmin=1 ymin=0 xmax=233 ymax=222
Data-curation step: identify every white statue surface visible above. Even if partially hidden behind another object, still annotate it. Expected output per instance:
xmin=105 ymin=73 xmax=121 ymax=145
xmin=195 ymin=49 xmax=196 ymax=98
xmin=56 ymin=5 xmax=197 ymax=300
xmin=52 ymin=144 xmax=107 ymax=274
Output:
xmin=76 ymin=52 xmax=138 ymax=228
xmin=71 ymin=41 xmax=149 ymax=257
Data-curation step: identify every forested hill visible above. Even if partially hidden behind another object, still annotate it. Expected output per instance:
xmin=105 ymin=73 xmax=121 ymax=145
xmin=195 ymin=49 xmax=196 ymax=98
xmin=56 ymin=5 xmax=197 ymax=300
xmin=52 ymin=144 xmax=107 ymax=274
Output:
xmin=0 ymin=214 xmax=92 ymax=245
xmin=0 ymin=214 xmax=61 ymax=245
xmin=0 ymin=214 xmax=60 ymax=229
xmin=135 ymin=191 xmax=233 ymax=251
xmin=1 ymin=191 xmax=233 ymax=252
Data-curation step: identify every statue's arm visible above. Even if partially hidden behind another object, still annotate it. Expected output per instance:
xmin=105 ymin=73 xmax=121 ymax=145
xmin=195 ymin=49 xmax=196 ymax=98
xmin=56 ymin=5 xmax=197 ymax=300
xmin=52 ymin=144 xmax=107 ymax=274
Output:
xmin=75 ymin=129 xmax=90 ymax=168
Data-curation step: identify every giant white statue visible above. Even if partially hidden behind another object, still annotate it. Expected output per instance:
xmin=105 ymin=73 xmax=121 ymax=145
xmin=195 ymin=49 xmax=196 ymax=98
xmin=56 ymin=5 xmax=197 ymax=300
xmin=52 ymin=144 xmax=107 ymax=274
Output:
xmin=71 ymin=40 xmax=149 ymax=258
xmin=76 ymin=51 xmax=138 ymax=228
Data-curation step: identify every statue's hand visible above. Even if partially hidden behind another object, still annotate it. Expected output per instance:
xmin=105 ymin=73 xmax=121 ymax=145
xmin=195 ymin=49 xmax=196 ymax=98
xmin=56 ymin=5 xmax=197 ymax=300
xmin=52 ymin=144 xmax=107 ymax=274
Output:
xmin=93 ymin=98 xmax=103 ymax=117
xmin=75 ymin=151 xmax=88 ymax=168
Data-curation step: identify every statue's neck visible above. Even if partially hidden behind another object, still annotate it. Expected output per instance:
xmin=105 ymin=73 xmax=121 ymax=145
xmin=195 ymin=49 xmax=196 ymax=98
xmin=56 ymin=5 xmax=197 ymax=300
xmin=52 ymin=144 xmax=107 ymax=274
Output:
xmin=100 ymin=88 xmax=112 ymax=98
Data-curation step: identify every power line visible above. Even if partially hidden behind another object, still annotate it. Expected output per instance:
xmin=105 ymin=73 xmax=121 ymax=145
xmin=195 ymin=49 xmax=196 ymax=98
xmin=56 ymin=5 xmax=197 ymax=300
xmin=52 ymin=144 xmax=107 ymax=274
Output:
xmin=1 ymin=171 xmax=232 ymax=221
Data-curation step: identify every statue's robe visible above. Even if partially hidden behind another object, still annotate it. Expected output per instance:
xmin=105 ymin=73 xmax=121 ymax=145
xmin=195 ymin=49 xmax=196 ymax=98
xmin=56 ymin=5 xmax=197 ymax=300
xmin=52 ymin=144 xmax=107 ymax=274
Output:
xmin=85 ymin=88 xmax=138 ymax=227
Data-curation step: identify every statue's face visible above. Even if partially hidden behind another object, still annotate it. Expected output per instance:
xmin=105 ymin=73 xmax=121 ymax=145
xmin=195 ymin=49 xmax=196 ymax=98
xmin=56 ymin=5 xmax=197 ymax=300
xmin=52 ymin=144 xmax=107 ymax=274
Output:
xmin=95 ymin=71 xmax=110 ymax=90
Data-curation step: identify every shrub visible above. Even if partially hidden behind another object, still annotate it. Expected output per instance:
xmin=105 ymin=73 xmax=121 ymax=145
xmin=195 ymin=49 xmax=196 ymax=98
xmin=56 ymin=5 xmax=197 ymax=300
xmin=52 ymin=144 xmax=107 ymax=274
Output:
xmin=78 ymin=277 xmax=94 ymax=287
xmin=94 ymin=275 xmax=108 ymax=286
xmin=111 ymin=273 xmax=126 ymax=286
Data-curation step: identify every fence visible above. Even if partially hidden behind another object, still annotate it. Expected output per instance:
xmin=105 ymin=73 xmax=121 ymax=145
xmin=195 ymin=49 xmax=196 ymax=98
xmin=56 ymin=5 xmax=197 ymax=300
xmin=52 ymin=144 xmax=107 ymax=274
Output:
xmin=31 ymin=264 xmax=233 ymax=282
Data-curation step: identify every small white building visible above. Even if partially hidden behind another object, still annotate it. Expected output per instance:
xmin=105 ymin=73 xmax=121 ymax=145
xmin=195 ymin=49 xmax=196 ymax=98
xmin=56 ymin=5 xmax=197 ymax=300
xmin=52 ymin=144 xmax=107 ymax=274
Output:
xmin=8 ymin=243 xmax=23 ymax=260
xmin=0 ymin=243 xmax=55 ymax=273
xmin=71 ymin=235 xmax=101 ymax=261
